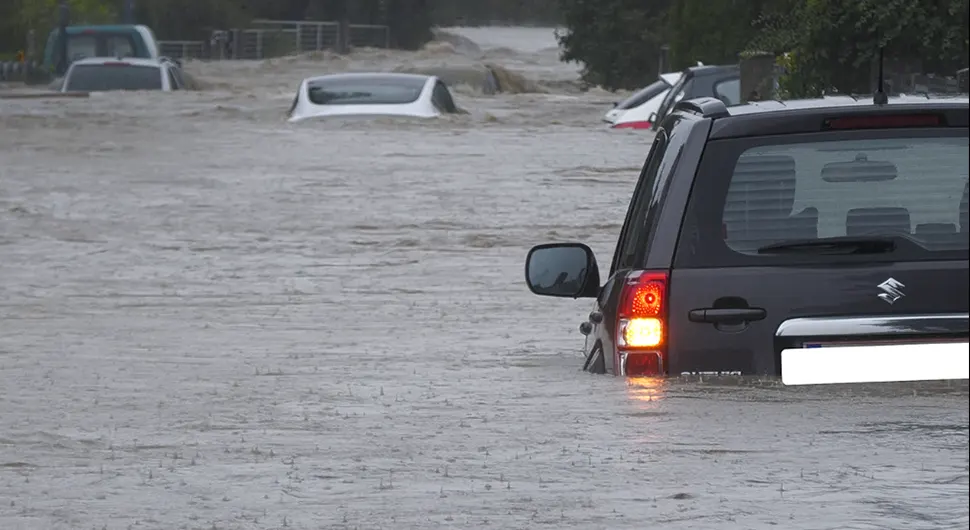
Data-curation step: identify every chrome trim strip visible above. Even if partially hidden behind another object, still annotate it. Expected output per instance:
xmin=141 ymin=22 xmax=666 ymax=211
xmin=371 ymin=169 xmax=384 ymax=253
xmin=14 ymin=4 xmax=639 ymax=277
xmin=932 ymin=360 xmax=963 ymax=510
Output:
xmin=775 ymin=313 xmax=969 ymax=338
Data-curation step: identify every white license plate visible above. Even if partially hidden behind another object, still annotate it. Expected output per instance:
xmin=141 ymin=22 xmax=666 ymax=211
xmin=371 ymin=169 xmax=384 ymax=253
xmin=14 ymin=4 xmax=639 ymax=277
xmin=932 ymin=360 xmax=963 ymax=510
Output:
xmin=781 ymin=341 xmax=970 ymax=385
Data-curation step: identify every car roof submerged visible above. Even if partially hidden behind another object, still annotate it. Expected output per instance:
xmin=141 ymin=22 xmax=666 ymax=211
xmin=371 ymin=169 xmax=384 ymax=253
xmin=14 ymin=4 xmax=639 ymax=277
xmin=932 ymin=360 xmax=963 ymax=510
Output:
xmin=671 ymin=94 xmax=970 ymax=139
xmin=70 ymin=56 xmax=164 ymax=67
xmin=304 ymin=72 xmax=433 ymax=85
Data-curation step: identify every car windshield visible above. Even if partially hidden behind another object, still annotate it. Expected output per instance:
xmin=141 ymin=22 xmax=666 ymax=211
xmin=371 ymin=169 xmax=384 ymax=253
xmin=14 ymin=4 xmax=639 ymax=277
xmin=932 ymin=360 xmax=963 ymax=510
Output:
xmin=616 ymin=79 xmax=670 ymax=110
xmin=64 ymin=34 xmax=137 ymax=63
xmin=66 ymin=35 xmax=98 ymax=61
xmin=306 ymin=77 xmax=425 ymax=106
xmin=683 ymin=129 xmax=969 ymax=266
xmin=64 ymin=64 xmax=162 ymax=91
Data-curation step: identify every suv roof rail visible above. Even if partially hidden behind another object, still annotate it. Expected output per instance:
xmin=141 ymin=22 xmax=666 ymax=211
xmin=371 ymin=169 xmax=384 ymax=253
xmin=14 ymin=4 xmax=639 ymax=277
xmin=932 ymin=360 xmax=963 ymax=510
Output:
xmin=674 ymin=97 xmax=730 ymax=119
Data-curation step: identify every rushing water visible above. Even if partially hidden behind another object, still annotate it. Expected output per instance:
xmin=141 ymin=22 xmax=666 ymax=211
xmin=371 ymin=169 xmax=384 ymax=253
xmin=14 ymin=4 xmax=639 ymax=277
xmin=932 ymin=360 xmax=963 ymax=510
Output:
xmin=1 ymin=27 xmax=967 ymax=530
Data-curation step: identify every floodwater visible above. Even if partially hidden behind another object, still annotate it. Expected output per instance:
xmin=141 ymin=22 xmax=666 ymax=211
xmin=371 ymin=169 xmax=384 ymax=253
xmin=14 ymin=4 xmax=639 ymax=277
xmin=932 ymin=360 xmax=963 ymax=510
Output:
xmin=1 ymin=27 xmax=967 ymax=530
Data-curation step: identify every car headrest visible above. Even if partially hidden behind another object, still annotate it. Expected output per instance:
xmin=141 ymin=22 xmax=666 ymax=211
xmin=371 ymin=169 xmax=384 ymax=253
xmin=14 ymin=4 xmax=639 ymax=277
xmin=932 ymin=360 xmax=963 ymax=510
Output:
xmin=845 ymin=207 xmax=911 ymax=237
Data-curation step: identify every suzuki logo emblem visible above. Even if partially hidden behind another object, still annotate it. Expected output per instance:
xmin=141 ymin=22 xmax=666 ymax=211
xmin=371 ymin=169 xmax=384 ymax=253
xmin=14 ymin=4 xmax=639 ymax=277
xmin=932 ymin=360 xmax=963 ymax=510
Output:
xmin=877 ymin=278 xmax=905 ymax=305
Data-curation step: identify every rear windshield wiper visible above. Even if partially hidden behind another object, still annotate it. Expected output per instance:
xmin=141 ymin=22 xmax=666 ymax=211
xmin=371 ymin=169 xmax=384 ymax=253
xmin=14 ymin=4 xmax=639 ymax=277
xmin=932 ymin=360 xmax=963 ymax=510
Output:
xmin=757 ymin=236 xmax=897 ymax=255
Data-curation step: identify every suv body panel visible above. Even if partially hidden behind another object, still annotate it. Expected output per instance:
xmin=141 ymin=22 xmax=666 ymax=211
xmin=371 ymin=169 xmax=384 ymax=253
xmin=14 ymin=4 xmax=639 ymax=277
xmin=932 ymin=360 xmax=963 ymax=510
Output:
xmin=608 ymin=97 xmax=966 ymax=375
xmin=667 ymin=261 xmax=969 ymax=375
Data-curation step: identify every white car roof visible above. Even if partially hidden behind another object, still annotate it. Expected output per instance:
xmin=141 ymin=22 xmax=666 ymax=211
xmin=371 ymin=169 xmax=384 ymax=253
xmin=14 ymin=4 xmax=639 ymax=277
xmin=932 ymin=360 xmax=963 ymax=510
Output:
xmin=302 ymin=72 xmax=433 ymax=84
xmin=69 ymin=57 xmax=165 ymax=68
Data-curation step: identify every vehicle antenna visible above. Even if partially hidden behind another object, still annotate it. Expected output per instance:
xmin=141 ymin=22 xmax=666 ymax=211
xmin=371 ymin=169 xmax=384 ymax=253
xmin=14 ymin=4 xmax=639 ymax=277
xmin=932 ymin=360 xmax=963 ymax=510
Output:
xmin=873 ymin=47 xmax=888 ymax=105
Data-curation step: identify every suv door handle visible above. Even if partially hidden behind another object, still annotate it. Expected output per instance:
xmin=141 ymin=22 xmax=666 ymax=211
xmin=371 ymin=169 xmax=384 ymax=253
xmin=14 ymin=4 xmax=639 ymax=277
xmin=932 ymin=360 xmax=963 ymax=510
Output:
xmin=688 ymin=307 xmax=766 ymax=324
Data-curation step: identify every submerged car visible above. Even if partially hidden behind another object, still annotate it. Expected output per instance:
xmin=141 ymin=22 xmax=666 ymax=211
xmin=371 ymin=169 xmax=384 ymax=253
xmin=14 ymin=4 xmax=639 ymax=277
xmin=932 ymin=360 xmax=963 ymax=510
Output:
xmin=60 ymin=56 xmax=186 ymax=92
xmin=43 ymin=24 xmax=165 ymax=76
xmin=526 ymin=94 xmax=969 ymax=384
xmin=604 ymin=72 xmax=682 ymax=126
xmin=287 ymin=72 xmax=461 ymax=123
xmin=650 ymin=64 xmax=740 ymax=131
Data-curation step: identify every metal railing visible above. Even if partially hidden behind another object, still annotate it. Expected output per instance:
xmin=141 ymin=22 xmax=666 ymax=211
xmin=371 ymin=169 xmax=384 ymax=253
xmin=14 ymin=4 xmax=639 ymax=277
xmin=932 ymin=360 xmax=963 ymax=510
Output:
xmin=157 ymin=19 xmax=391 ymax=62
xmin=158 ymin=40 xmax=206 ymax=59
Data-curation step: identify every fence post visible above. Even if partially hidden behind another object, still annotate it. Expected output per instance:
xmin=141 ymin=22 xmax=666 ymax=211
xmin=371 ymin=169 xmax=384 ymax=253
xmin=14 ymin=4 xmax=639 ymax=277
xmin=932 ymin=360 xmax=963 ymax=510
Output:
xmin=56 ymin=0 xmax=70 ymax=75
xmin=23 ymin=29 xmax=35 ymax=83
xmin=295 ymin=24 xmax=302 ymax=54
xmin=316 ymin=24 xmax=323 ymax=51
xmin=337 ymin=19 xmax=350 ymax=54
xmin=123 ymin=0 xmax=135 ymax=24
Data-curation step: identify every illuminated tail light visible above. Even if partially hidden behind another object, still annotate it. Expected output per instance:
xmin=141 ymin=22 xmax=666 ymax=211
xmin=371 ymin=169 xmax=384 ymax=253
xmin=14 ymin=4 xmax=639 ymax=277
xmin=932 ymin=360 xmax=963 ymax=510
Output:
xmin=612 ymin=121 xmax=652 ymax=130
xmin=616 ymin=271 xmax=668 ymax=376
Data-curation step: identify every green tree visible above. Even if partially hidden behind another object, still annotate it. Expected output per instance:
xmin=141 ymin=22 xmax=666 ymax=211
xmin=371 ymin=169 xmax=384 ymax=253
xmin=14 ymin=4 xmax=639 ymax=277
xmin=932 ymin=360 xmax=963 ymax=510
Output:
xmin=667 ymin=0 xmax=763 ymax=69
xmin=386 ymin=0 xmax=433 ymax=50
xmin=556 ymin=0 xmax=671 ymax=90
xmin=779 ymin=0 xmax=969 ymax=97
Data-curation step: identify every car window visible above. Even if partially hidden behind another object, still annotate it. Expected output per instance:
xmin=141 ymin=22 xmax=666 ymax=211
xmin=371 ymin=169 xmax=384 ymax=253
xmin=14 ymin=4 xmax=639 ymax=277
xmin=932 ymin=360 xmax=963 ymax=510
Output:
xmin=104 ymin=35 xmax=135 ymax=57
xmin=64 ymin=64 xmax=163 ymax=91
xmin=675 ymin=129 xmax=969 ymax=267
xmin=617 ymin=80 xmax=670 ymax=110
xmin=612 ymin=130 xmax=670 ymax=273
xmin=714 ymin=78 xmax=741 ymax=106
xmin=66 ymin=35 xmax=98 ymax=62
xmin=307 ymin=77 xmax=425 ymax=105
xmin=432 ymin=81 xmax=457 ymax=113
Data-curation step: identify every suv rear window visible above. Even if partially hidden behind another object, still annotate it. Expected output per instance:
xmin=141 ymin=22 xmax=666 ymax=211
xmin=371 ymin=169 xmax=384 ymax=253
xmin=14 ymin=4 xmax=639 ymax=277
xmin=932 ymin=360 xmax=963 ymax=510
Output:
xmin=676 ymin=128 xmax=969 ymax=266
xmin=307 ymin=77 xmax=424 ymax=106
xmin=65 ymin=64 xmax=162 ymax=91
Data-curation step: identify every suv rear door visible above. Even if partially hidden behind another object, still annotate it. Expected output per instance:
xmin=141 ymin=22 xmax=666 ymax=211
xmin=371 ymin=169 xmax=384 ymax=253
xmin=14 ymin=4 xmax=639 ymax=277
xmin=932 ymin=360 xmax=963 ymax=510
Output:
xmin=583 ymin=114 xmax=710 ymax=374
xmin=668 ymin=113 xmax=969 ymax=376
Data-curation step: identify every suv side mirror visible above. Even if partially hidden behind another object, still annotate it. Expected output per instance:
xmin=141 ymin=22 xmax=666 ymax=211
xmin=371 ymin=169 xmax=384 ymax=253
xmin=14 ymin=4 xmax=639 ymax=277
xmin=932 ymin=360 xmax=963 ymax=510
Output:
xmin=524 ymin=243 xmax=600 ymax=298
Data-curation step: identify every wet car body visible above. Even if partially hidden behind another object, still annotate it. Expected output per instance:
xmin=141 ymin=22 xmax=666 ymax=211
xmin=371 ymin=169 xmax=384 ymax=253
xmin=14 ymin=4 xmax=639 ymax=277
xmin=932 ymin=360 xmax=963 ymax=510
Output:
xmin=526 ymin=95 xmax=970 ymax=380
xmin=60 ymin=57 xmax=186 ymax=92
xmin=604 ymin=71 xmax=682 ymax=126
xmin=287 ymin=72 xmax=460 ymax=123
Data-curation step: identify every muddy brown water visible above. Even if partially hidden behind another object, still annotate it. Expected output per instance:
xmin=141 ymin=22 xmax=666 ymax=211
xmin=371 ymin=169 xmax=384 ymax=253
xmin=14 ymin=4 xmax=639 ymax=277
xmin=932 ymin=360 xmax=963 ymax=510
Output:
xmin=1 ymin=27 xmax=967 ymax=530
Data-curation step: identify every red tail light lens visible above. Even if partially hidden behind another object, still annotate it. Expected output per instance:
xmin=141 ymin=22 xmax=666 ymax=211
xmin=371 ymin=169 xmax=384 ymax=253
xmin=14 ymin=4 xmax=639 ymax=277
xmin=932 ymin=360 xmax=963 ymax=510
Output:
xmin=612 ymin=121 xmax=652 ymax=130
xmin=616 ymin=271 xmax=668 ymax=376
